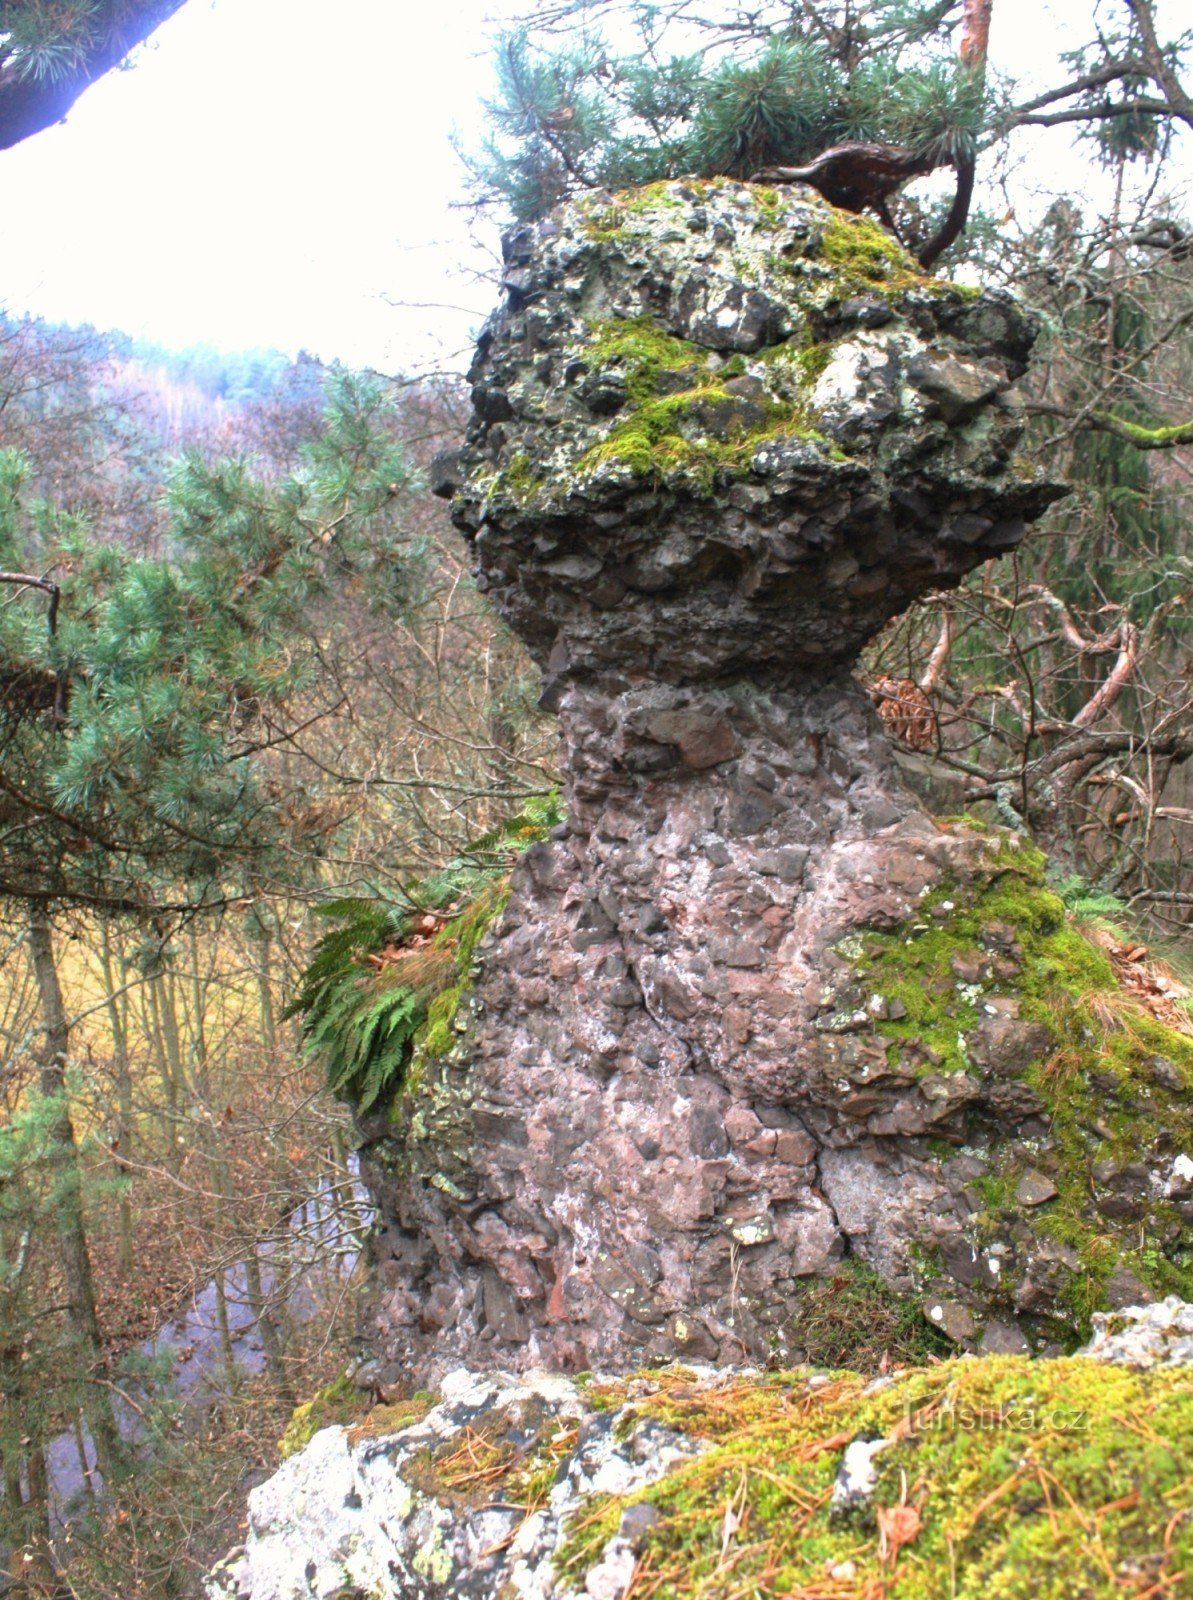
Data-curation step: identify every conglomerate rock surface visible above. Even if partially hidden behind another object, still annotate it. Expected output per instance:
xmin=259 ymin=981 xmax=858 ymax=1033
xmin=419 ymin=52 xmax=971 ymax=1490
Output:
xmin=433 ymin=178 xmax=1058 ymax=690
xmin=358 ymin=180 xmax=1190 ymax=1383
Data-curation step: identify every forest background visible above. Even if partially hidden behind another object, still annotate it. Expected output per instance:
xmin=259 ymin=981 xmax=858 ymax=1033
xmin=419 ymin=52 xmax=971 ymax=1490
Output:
xmin=0 ymin=0 xmax=1190 ymax=1595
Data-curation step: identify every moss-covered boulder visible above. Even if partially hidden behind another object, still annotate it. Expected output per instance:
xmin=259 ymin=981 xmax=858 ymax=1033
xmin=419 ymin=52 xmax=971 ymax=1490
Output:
xmin=433 ymin=178 xmax=1064 ymax=689
xmin=208 ymin=1305 xmax=1193 ymax=1600
xmin=824 ymin=826 xmax=1193 ymax=1340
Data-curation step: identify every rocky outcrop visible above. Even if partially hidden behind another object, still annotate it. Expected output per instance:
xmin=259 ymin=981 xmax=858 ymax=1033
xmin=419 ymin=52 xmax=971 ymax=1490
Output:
xmin=434 ymin=179 xmax=1059 ymax=693
xmin=357 ymin=179 xmax=1190 ymax=1381
xmin=208 ymin=1300 xmax=1193 ymax=1600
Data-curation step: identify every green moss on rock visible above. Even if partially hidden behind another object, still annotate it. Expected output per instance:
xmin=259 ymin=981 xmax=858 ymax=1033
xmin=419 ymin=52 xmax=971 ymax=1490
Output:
xmin=558 ymin=1357 xmax=1192 ymax=1600
xmin=839 ymin=828 xmax=1193 ymax=1325
xmin=574 ymin=382 xmax=820 ymax=491
xmin=850 ymin=836 xmax=1109 ymax=1078
xmin=544 ymin=312 xmax=836 ymax=496
xmin=279 ymin=1372 xmax=363 ymax=1459
xmin=819 ymin=209 xmax=921 ymax=286
xmin=580 ymin=315 xmax=710 ymax=403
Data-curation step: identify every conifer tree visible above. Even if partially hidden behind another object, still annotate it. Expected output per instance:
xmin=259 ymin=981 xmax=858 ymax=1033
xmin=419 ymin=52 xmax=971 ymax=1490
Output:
xmin=471 ymin=8 xmax=986 ymax=257
xmin=467 ymin=0 xmax=1192 ymax=272
xmin=0 ymin=372 xmax=417 ymax=1563
xmin=0 ymin=373 xmax=415 ymax=918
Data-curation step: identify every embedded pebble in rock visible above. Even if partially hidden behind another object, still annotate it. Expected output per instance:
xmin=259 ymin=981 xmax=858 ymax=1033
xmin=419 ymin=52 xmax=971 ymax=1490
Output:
xmin=1016 ymin=1170 xmax=1059 ymax=1208
xmin=1167 ymin=1153 xmax=1193 ymax=1197
xmin=355 ymin=178 xmax=1191 ymax=1380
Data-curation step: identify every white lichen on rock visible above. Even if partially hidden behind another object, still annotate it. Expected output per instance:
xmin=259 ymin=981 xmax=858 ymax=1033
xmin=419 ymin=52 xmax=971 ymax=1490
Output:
xmin=210 ymin=1309 xmax=1192 ymax=1600
xmin=1080 ymin=1294 xmax=1193 ymax=1369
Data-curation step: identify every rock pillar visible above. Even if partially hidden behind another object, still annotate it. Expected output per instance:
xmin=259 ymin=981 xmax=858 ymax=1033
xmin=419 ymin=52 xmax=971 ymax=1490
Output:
xmin=358 ymin=180 xmax=1133 ymax=1379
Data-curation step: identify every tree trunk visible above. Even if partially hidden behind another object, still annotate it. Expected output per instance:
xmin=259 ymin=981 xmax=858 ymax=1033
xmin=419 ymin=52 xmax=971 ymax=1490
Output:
xmin=243 ymin=1245 xmax=293 ymax=1407
xmin=1 ymin=1364 xmax=54 ymax=1597
xmin=21 ymin=1446 xmax=55 ymax=1597
xmin=251 ymin=910 xmax=278 ymax=1058
xmin=26 ymin=907 xmax=123 ymax=1483
xmin=98 ymin=922 xmax=135 ymax=1273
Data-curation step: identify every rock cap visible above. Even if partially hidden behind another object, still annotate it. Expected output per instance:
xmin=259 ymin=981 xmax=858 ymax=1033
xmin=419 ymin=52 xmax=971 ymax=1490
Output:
xmin=436 ymin=178 xmax=1066 ymax=689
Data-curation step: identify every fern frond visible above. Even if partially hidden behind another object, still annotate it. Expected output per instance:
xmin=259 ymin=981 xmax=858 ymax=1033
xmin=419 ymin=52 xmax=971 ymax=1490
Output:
xmin=289 ymin=793 xmax=564 ymax=1107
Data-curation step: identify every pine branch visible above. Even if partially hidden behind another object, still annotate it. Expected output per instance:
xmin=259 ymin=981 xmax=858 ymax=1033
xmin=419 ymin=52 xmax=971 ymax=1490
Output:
xmin=0 ymin=570 xmax=59 ymax=631
xmin=0 ymin=1 xmax=189 ymax=151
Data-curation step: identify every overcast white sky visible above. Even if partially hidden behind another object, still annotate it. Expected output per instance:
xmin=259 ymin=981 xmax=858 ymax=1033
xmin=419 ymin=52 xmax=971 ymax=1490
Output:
xmin=0 ymin=0 xmax=1187 ymax=375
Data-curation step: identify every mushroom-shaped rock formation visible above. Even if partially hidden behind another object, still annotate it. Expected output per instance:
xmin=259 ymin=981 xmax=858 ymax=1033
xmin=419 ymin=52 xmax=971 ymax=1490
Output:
xmin=358 ymin=181 xmax=1190 ymax=1384
xmin=434 ymin=178 xmax=1060 ymax=691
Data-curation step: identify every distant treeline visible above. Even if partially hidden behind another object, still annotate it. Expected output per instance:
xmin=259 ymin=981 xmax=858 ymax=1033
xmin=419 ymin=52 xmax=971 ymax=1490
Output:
xmin=0 ymin=309 xmax=351 ymax=547
xmin=2 ymin=309 xmax=334 ymax=406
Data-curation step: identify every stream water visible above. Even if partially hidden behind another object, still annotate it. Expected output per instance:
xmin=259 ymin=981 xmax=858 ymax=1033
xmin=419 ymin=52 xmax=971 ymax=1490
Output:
xmin=43 ymin=1164 xmax=370 ymax=1534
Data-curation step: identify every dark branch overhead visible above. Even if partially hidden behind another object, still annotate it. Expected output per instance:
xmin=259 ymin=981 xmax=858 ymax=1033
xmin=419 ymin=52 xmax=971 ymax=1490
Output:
xmin=0 ymin=1 xmax=189 ymax=152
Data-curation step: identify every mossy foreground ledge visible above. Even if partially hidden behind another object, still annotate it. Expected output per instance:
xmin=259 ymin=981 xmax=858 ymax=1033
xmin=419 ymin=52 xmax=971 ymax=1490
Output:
xmin=209 ymin=1302 xmax=1192 ymax=1600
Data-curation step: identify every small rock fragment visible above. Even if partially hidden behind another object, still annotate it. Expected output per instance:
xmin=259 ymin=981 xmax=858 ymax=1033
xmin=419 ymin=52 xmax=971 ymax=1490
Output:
xmin=1016 ymin=1170 xmax=1059 ymax=1207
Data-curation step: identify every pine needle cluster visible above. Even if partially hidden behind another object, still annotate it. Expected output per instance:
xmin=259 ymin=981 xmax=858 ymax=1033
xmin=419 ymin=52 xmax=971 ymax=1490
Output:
xmin=467 ymin=9 xmax=989 ymax=222
xmin=0 ymin=372 xmax=417 ymax=919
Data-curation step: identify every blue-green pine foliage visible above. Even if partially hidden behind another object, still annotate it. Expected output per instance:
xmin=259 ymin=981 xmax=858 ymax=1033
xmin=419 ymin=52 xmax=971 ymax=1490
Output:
xmin=470 ymin=11 xmax=990 ymax=222
xmin=0 ymin=373 xmax=417 ymax=917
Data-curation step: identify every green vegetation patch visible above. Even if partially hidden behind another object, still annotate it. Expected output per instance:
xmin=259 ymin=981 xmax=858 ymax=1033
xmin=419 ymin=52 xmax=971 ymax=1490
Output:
xmin=281 ymin=1380 xmax=438 ymax=1462
xmin=809 ymin=208 xmax=975 ymax=308
xmin=578 ymin=178 xmax=731 ymax=242
xmin=756 ymin=332 xmax=836 ymax=393
xmin=287 ymin=792 xmax=561 ymax=1110
xmin=841 ymin=830 xmax=1193 ymax=1319
xmin=279 ymin=1372 xmax=364 ymax=1459
xmin=848 ymin=835 xmax=1110 ymax=1079
xmin=779 ymin=1261 xmax=954 ymax=1370
xmin=574 ymin=383 xmax=819 ymax=493
xmin=557 ymin=314 xmax=829 ymax=495
xmin=819 ymin=210 xmax=924 ymax=290
xmin=558 ymin=1357 xmax=1193 ymax=1600
xmin=582 ymin=316 xmax=713 ymax=405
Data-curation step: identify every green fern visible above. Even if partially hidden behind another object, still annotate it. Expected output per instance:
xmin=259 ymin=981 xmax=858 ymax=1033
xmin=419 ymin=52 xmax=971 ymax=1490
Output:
xmin=289 ymin=792 xmax=562 ymax=1110
xmin=282 ymin=897 xmax=406 ymax=1024
xmin=1052 ymin=871 xmax=1132 ymax=934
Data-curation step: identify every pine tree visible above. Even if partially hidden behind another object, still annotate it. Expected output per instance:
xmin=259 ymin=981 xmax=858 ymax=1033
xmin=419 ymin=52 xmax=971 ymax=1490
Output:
xmin=0 ymin=372 xmax=416 ymax=918
xmin=470 ymin=11 xmax=987 ymax=258
xmin=0 ymin=372 xmax=418 ymax=1571
xmin=466 ymin=0 xmax=1192 ymax=273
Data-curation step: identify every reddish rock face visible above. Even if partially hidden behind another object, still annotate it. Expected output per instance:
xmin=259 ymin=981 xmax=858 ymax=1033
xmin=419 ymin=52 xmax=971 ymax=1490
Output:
xmin=358 ymin=183 xmax=1090 ymax=1380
